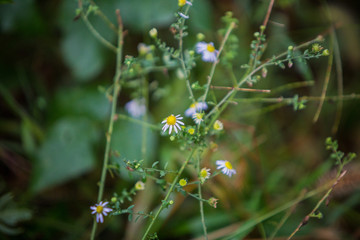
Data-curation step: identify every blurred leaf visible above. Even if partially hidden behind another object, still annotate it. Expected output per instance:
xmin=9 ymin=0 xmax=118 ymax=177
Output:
xmin=31 ymin=117 xmax=98 ymax=192
xmin=0 ymin=0 xmax=44 ymax=34
xmin=112 ymin=0 xmax=177 ymax=32
xmin=58 ymin=0 xmax=109 ymax=81
xmin=0 ymin=193 xmax=31 ymax=236
xmin=51 ymin=87 xmax=111 ymax=122
xmin=188 ymin=0 xmax=212 ymax=32
xmin=111 ymin=115 xmax=158 ymax=176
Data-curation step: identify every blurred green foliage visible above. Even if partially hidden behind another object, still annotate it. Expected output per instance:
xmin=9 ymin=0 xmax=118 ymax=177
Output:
xmin=0 ymin=0 xmax=360 ymax=239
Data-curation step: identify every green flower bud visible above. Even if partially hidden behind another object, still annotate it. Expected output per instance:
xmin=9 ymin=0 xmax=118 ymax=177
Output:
xmin=149 ymin=28 xmax=158 ymax=39
xmin=196 ymin=33 xmax=205 ymax=41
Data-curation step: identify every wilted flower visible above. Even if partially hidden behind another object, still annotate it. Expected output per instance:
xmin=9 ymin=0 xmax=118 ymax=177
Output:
xmin=161 ymin=114 xmax=184 ymax=134
xmin=196 ymin=42 xmax=218 ymax=62
xmin=208 ymin=197 xmax=218 ymax=208
xmin=216 ymin=160 xmax=236 ymax=177
xmin=90 ymin=201 xmax=113 ymax=223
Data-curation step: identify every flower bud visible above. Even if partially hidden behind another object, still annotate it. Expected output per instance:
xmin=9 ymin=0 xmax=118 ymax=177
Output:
xmin=149 ymin=28 xmax=158 ymax=39
xmin=196 ymin=33 xmax=205 ymax=41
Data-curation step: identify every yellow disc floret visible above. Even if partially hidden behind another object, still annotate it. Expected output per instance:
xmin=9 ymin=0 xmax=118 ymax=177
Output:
xmin=96 ymin=205 xmax=103 ymax=213
xmin=200 ymin=169 xmax=208 ymax=178
xmin=188 ymin=128 xmax=195 ymax=135
xmin=225 ymin=161 xmax=233 ymax=170
xmin=166 ymin=115 xmax=177 ymax=125
xmin=206 ymin=44 xmax=215 ymax=53
xmin=179 ymin=178 xmax=187 ymax=186
xmin=178 ymin=0 xmax=186 ymax=7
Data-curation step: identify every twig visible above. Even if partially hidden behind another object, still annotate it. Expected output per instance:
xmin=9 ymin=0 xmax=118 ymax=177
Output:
xmin=262 ymin=0 xmax=275 ymax=28
xmin=332 ymin=29 xmax=343 ymax=134
xmin=90 ymin=9 xmax=124 ymax=240
xmin=287 ymin=170 xmax=347 ymax=240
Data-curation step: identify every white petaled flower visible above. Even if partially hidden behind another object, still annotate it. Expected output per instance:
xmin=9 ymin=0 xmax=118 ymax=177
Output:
xmin=192 ymin=113 xmax=204 ymax=125
xmin=178 ymin=12 xmax=189 ymax=19
xmin=178 ymin=0 xmax=192 ymax=7
xmin=213 ymin=120 xmax=223 ymax=131
xmin=185 ymin=102 xmax=208 ymax=117
xmin=161 ymin=114 xmax=184 ymax=134
xmin=90 ymin=201 xmax=113 ymax=223
xmin=195 ymin=41 xmax=218 ymax=62
xmin=216 ymin=160 xmax=236 ymax=177
xmin=199 ymin=168 xmax=211 ymax=183
xmin=125 ymin=99 xmax=146 ymax=118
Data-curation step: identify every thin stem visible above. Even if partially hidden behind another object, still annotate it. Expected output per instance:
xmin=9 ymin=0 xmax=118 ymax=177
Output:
xmin=202 ymin=21 xmax=236 ymax=102
xmin=313 ymin=29 xmax=334 ymax=122
xmin=332 ymin=29 xmax=343 ymax=134
xmin=116 ymin=114 xmax=160 ymax=130
xmin=141 ymin=76 xmax=149 ymax=161
xmin=178 ymin=1 xmax=196 ymax=104
xmin=89 ymin=0 xmax=117 ymax=33
xmin=197 ymin=152 xmax=208 ymax=239
xmin=262 ymin=0 xmax=275 ymax=28
xmin=90 ymin=10 xmax=123 ymax=240
xmin=211 ymin=85 xmax=271 ymax=93
xmin=287 ymin=170 xmax=347 ymax=240
xmin=233 ymin=94 xmax=360 ymax=104
xmin=80 ymin=1 xmax=117 ymax=53
xmin=221 ymin=179 xmax=334 ymax=240
xmin=141 ymin=148 xmax=197 ymax=240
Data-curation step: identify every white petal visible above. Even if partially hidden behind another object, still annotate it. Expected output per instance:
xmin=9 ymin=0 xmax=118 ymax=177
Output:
xmin=196 ymin=42 xmax=208 ymax=53
xmin=90 ymin=206 xmax=96 ymax=210
xmin=174 ymin=126 xmax=178 ymax=133
xmin=169 ymin=125 xmax=173 ymax=134
xmin=161 ymin=119 xmax=167 ymax=124
xmin=177 ymin=120 xmax=184 ymax=125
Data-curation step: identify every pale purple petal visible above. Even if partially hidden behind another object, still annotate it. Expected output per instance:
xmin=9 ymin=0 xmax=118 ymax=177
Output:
xmin=196 ymin=42 xmax=208 ymax=53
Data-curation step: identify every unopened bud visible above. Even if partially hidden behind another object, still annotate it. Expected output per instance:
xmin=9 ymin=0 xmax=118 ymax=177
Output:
xmin=149 ymin=28 xmax=158 ymax=39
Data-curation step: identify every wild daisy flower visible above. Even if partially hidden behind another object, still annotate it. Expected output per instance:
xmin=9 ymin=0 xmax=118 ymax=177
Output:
xmin=135 ymin=181 xmax=145 ymax=190
xmin=192 ymin=112 xmax=204 ymax=125
xmin=216 ymin=160 xmax=236 ymax=177
xmin=90 ymin=201 xmax=113 ymax=223
xmin=178 ymin=0 xmax=192 ymax=7
xmin=179 ymin=178 xmax=187 ymax=187
xmin=185 ymin=101 xmax=208 ymax=117
xmin=199 ymin=168 xmax=210 ymax=183
xmin=213 ymin=120 xmax=223 ymax=131
xmin=195 ymin=41 xmax=218 ymax=62
xmin=178 ymin=12 xmax=189 ymax=19
xmin=161 ymin=114 xmax=184 ymax=134
xmin=125 ymin=98 xmax=146 ymax=118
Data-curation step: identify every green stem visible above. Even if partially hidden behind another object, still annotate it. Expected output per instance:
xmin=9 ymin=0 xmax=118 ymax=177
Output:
xmin=116 ymin=114 xmax=160 ymax=130
xmin=81 ymin=13 xmax=117 ymax=53
xmin=90 ymin=16 xmax=123 ymax=240
xmin=202 ymin=21 xmax=236 ymax=103
xmin=197 ymin=153 xmax=208 ymax=239
xmin=141 ymin=147 xmax=197 ymax=240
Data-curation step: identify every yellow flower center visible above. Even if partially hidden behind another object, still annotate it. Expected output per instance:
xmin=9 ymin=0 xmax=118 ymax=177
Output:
xmin=179 ymin=179 xmax=187 ymax=186
xmin=200 ymin=169 xmax=208 ymax=178
xmin=96 ymin=205 xmax=103 ymax=213
xmin=207 ymin=44 xmax=215 ymax=53
xmin=188 ymin=128 xmax=195 ymax=135
xmin=166 ymin=115 xmax=177 ymax=125
xmin=190 ymin=102 xmax=196 ymax=108
xmin=178 ymin=0 xmax=186 ymax=7
xmin=225 ymin=161 xmax=233 ymax=170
